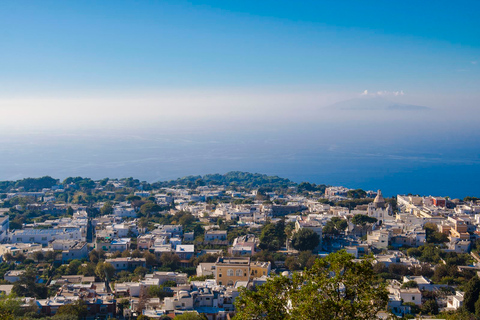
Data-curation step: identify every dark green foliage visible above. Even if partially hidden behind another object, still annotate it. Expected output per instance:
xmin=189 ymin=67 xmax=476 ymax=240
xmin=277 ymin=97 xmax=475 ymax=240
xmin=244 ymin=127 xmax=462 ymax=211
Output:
xmin=0 ymin=176 xmax=58 ymax=192
xmin=425 ymin=223 xmax=449 ymax=243
xmin=297 ymin=182 xmax=327 ymax=193
xmin=100 ymin=201 xmax=113 ymax=215
xmin=291 ymin=228 xmax=320 ymax=251
xmin=323 ymin=217 xmax=348 ymax=236
xmin=351 ymin=214 xmax=377 ymax=226
xmin=148 ymin=285 xmax=175 ymax=299
xmin=284 ymin=251 xmax=317 ymax=271
xmin=174 ymin=313 xmax=208 ymax=320
xmin=55 ymin=300 xmax=88 ymax=320
xmin=463 ymin=276 xmax=480 ymax=314
xmin=12 ymin=267 xmax=48 ymax=299
xmin=347 ymin=189 xmax=367 ymax=199
xmin=139 ymin=202 xmax=162 ymax=216
xmin=156 ymin=171 xmax=295 ymax=189
xmin=421 ymin=299 xmax=439 ymax=315
xmin=336 ymin=198 xmax=373 ymax=209
xmin=259 ymin=220 xmax=286 ymax=251
xmin=464 ymin=197 xmax=479 ymax=202
xmin=234 ymin=250 xmax=389 ymax=320
xmin=401 ymin=280 xmax=418 ymax=288
xmin=62 ymin=177 xmax=96 ymax=190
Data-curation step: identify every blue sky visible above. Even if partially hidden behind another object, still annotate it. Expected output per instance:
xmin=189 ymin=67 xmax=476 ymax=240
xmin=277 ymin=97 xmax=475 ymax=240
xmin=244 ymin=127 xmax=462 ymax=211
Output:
xmin=0 ymin=1 xmax=479 ymax=129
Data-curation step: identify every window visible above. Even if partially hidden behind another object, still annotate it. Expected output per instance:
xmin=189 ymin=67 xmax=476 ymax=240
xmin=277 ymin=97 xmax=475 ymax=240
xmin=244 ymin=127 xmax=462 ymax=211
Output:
xmin=218 ymin=273 xmax=222 ymax=278
xmin=227 ymin=280 xmax=234 ymax=286
xmin=227 ymin=269 xmax=234 ymax=277
xmin=412 ymin=297 xmax=415 ymax=300
xmin=236 ymin=269 xmax=242 ymax=277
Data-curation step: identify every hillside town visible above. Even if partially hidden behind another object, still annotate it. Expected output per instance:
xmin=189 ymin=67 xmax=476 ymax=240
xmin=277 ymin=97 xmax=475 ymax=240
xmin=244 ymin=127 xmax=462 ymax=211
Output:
xmin=0 ymin=172 xmax=479 ymax=319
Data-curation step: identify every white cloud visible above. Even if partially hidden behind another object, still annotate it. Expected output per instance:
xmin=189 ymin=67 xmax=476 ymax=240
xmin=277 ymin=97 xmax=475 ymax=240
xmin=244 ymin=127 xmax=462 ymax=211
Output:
xmin=360 ymin=90 xmax=405 ymax=97
xmin=471 ymin=61 xmax=478 ymax=65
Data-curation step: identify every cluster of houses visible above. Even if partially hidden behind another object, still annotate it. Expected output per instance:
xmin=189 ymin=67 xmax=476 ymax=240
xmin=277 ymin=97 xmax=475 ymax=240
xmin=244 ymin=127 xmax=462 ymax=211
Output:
xmin=0 ymin=180 xmax=480 ymax=318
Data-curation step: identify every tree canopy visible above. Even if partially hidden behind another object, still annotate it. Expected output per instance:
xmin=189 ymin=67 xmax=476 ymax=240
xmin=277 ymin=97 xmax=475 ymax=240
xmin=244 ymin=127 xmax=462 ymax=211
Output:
xmin=291 ymin=228 xmax=320 ymax=252
xmin=323 ymin=217 xmax=348 ymax=236
xmin=351 ymin=214 xmax=377 ymax=226
xmin=234 ymin=250 xmax=389 ymax=320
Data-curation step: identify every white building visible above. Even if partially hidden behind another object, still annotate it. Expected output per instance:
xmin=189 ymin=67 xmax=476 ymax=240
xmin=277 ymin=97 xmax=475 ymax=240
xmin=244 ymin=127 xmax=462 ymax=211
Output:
xmin=10 ymin=228 xmax=83 ymax=245
xmin=447 ymin=291 xmax=464 ymax=310
xmin=367 ymin=190 xmax=393 ymax=223
xmin=61 ymin=242 xmax=88 ymax=264
xmin=204 ymin=230 xmax=227 ymax=241
xmin=4 ymin=270 xmax=24 ymax=283
xmin=113 ymin=207 xmax=136 ymax=218
xmin=367 ymin=229 xmax=390 ymax=249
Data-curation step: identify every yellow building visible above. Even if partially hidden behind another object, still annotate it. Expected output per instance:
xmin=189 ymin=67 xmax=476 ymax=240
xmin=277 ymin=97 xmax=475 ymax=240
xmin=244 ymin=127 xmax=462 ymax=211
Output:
xmin=215 ymin=257 xmax=250 ymax=287
xmin=250 ymin=261 xmax=271 ymax=278
xmin=215 ymin=257 xmax=272 ymax=286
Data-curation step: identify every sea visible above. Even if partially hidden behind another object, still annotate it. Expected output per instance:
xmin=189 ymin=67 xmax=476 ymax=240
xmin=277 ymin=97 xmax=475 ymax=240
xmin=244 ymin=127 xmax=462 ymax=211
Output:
xmin=1 ymin=108 xmax=479 ymax=199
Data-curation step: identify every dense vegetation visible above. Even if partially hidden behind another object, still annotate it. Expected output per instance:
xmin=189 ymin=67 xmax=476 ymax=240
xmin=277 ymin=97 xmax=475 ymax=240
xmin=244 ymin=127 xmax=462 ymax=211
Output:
xmin=234 ymin=250 xmax=388 ymax=320
xmin=0 ymin=176 xmax=58 ymax=193
xmin=154 ymin=171 xmax=296 ymax=189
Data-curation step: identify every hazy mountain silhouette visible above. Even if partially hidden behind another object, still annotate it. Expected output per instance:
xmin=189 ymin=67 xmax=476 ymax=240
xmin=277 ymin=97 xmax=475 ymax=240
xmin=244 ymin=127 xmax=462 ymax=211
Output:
xmin=326 ymin=96 xmax=430 ymax=111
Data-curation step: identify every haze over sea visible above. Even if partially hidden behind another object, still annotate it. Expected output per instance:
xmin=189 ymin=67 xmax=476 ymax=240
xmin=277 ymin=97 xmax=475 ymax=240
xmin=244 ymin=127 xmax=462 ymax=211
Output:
xmin=1 ymin=105 xmax=478 ymax=199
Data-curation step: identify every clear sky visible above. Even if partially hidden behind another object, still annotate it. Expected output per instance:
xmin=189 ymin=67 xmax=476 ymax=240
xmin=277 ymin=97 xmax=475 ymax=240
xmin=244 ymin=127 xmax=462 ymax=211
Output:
xmin=0 ymin=1 xmax=479 ymax=129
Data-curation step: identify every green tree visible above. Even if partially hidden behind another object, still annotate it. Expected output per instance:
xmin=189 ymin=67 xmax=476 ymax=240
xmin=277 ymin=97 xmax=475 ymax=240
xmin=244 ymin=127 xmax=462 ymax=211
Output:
xmin=117 ymin=298 xmax=130 ymax=315
xmin=95 ymin=262 xmax=115 ymax=281
xmin=89 ymin=249 xmax=105 ymax=264
xmin=351 ymin=214 xmax=377 ymax=226
xmin=100 ymin=201 xmax=113 ymax=215
xmin=55 ymin=300 xmax=87 ymax=320
xmin=32 ymin=251 xmax=44 ymax=262
xmin=175 ymin=312 xmax=207 ymax=320
xmin=66 ymin=260 xmax=82 ymax=275
xmin=421 ymin=299 xmax=439 ymax=315
xmin=12 ymin=266 xmax=48 ymax=298
xmin=78 ymin=262 xmax=96 ymax=276
xmin=140 ymin=202 xmax=161 ymax=216
xmin=425 ymin=222 xmax=449 ymax=243
xmin=291 ymin=229 xmax=320 ymax=252
xmin=0 ymin=294 xmax=23 ymax=320
xmin=159 ymin=253 xmax=180 ymax=270
xmin=347 ymin=189 xmax=367 ymax=199
xmin=134 ymin=266 xmax=148 ymax=277
xmin=234 ymin=250 xmax=389 ymax=320
xmin=285 ymin=251 xmax=316 ymax=271
xmin=148 ymin=286 xmax=174 ymax=299
xmin=463 ymin=276 xmax=480 ymax=314
xmin=143 ymin=252 xmax=158 ymax=267
xmin=323 ymin=217 xmax=348 ymax=236
xmin=259 ymin=223 xmax=281 ymax=251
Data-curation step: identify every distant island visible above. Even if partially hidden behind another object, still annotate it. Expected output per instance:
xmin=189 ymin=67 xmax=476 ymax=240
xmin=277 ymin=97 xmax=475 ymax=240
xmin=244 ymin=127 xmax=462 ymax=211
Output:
xmin=326 ymin=95 xmax=430 ymax=111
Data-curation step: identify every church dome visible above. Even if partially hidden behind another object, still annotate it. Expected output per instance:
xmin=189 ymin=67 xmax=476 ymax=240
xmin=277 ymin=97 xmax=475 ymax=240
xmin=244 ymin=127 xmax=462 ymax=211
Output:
xmin=373 ymin=189 xmax=386 ymax=207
